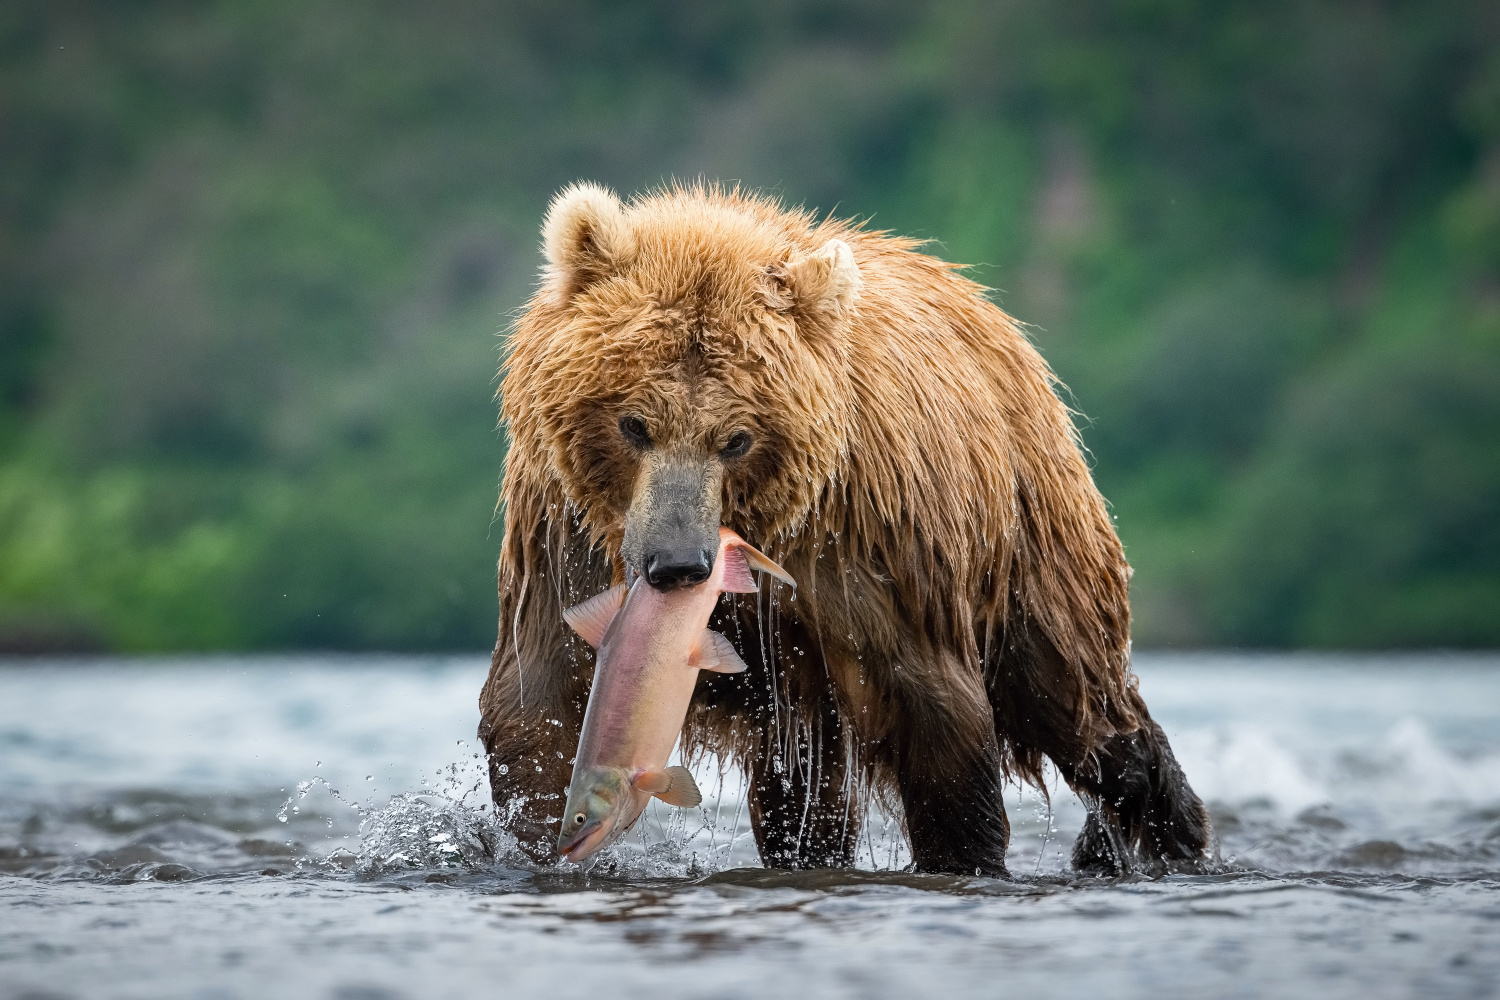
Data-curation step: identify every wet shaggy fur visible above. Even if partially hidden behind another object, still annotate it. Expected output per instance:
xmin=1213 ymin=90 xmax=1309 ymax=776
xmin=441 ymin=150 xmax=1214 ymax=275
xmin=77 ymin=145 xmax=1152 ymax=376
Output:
xmin=479 ymin=182 xmax=1211 ymax=876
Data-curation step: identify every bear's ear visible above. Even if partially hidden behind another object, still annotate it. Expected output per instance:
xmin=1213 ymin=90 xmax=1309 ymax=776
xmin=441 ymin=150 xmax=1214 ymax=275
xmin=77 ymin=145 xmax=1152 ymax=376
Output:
xmin=771 ymin=238 xmax=861 ymax=323
xmin=541 ymin=181 xmax=637 ymax=301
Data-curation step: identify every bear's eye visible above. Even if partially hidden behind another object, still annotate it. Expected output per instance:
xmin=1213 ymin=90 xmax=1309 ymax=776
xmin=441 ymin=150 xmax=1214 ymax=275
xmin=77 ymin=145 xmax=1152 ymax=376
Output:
xmin=619 ymin=416 xmax=651 ymax=449
xmin=721 ymin=430 xmax=753 ymax=459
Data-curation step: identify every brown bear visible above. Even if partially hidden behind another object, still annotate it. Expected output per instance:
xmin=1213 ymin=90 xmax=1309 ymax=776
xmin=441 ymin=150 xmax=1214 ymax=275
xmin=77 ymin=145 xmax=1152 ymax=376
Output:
xmin=479 ymin=182 xmax=1211 ymax=876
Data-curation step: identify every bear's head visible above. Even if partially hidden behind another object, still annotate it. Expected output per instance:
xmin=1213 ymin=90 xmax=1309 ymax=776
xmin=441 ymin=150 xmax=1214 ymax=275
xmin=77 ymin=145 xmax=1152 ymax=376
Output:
xmin=503 ymin=182 xmax=862 ymax=590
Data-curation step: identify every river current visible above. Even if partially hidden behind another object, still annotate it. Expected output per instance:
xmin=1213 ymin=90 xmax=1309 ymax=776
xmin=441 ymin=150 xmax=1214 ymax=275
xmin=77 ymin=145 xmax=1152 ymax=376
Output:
xmin=1 ymin=653 xmax=1497 ymax=999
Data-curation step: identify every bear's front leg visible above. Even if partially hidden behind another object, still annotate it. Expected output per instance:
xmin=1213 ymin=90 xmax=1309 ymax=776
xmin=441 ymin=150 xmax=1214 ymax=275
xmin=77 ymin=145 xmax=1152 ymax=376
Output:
xmin=744 ymin=687 xmax=861 ymax=868
xmin=479 ymin=509 xmax=613 ymax=864
xmin=889 ymin=654 xmax=1011 ymax=877
xmin=478 ymin=637 xmax=585 ymax=863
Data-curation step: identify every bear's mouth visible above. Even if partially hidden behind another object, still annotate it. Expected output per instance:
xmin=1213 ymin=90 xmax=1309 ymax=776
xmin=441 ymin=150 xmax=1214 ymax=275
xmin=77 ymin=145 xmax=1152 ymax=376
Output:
xmin=620 ymin=451 xmax=724 ymax=594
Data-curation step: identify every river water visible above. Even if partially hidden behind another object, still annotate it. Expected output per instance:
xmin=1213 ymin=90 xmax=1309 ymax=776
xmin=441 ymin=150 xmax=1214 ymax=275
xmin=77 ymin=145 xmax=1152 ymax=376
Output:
xmin=1 ymin=653 xmax=1497 ymax=999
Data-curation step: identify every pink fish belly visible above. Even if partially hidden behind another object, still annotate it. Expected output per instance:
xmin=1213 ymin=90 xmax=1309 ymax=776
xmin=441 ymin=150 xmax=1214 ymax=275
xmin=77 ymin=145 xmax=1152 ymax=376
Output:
xmin=573 ymin=581 xmax=719 ymax=776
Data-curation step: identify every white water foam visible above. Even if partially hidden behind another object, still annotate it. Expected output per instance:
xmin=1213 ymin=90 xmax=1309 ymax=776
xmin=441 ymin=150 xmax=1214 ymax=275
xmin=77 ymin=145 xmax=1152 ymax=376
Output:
xmin=5 ymin=654 xmax=1500 ymax=1000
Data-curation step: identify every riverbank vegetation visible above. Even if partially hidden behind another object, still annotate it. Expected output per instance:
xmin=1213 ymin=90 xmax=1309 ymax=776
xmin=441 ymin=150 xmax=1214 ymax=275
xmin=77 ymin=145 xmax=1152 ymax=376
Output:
xmin=1 ymin=0 xmax=1496 ymax=650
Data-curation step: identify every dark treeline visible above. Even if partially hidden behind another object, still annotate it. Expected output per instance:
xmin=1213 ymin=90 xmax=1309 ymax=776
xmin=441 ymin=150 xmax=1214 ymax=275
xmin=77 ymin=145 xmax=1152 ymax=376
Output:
xmin=1 ymin=0 xmax=1497 ymax=651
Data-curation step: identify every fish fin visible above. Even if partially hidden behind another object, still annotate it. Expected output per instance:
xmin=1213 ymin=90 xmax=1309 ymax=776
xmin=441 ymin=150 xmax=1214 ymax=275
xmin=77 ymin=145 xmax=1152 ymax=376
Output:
xmin=631 ymin=767 xmax=702 ymax=808
xmin=719 ymin=545 xmax=759 ymax=594
xmin=656 ymin=766 xmax=703 ymax=808
xmin=728 ymin=539 xmax=796 ymax=589
xmin=632 ymin=769 xmax=671 ymax=794
xmin=689 ymin=630 xmax=749 ymax=674
xmin=562 ymin=584 xmax=627 ymax=648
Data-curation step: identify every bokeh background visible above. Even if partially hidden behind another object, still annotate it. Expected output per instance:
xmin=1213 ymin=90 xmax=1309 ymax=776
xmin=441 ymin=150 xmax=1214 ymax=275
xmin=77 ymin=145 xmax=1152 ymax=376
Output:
xmin=1 ymin=0 xmax=1496 ymax=653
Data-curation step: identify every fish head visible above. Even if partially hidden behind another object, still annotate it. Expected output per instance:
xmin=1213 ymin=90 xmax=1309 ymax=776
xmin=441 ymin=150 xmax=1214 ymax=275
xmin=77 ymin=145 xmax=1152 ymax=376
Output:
xmin=557 ymin=766 xmax=631 ymax=863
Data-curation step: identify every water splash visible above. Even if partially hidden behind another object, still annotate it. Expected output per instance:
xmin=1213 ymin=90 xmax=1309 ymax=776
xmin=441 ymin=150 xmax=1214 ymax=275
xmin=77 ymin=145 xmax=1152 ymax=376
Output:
xmin=355 ymin=791 xmax=505 ymax=873
xmin=276 ymin=776 xmax=364 ymax=825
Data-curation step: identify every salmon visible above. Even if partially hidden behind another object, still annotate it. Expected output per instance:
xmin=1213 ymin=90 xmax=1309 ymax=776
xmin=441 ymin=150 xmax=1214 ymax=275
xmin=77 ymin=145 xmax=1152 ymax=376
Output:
xmin=555 ymin=527 xmax=794 ymax=864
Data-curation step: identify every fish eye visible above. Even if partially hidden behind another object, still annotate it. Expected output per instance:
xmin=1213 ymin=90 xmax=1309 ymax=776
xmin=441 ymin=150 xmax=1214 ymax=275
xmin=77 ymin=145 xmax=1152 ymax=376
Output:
xmin=619 ymin=415 xmax=651 ymax=449
xmin=573 ymin=812 xmax=586 ymax=825
xmin=721 ymin=430 xmax=753 ymax=459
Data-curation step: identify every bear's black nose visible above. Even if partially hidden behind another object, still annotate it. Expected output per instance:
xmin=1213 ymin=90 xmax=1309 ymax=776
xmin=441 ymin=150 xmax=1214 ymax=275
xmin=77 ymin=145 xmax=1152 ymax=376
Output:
xmin=645 ymin=548 xmax=714 ymax=590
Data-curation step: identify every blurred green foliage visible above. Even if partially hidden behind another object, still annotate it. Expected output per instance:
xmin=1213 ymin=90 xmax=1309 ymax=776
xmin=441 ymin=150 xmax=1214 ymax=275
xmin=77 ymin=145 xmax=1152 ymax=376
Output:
xmin=0 ymin=0 xmax=1496 ymax=650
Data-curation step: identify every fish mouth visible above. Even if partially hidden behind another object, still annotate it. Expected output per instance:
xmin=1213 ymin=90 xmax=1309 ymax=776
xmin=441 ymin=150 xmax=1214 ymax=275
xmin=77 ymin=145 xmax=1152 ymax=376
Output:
xmin=557 ymin=819 xmax=608 ymax=863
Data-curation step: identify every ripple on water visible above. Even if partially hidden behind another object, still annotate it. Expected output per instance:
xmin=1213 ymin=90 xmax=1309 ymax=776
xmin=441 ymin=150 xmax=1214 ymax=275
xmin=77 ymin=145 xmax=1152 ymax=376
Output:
xmin=0 ymin=654 xmax=1498 ymax=999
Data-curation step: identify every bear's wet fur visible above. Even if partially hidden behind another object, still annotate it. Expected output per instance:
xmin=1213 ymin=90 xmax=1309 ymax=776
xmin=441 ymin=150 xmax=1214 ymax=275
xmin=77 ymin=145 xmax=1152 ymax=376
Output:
xmin=479 ymin=182 xmax=1211 ymax=876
